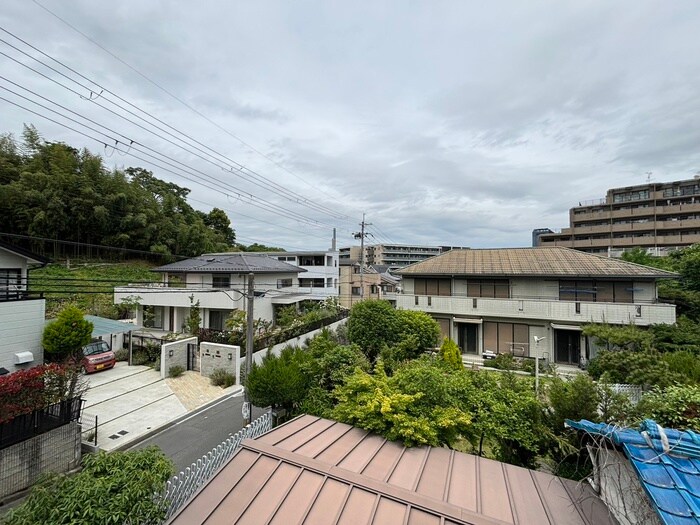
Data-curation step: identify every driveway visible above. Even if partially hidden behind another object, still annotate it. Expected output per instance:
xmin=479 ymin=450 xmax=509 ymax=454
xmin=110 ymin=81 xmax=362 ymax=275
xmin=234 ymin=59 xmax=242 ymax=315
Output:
xmin=80 ymin=362 xmax=243 ymax=452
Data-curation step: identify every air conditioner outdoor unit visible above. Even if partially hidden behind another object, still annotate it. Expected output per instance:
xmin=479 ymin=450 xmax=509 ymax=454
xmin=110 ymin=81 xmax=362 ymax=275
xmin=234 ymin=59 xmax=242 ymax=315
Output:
xmin=14 ymin=351 xmax=34 ymax=364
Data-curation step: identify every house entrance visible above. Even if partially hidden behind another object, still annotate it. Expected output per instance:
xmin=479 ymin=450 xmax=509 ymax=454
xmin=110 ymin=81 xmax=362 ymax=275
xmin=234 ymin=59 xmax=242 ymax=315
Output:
xmin=459 ymin=324 xmax=478 ymax=354
xmin=554 ymin=329 xmax=581 ymax=365
xmin=187 ymin=342 xmax=200 ymax=372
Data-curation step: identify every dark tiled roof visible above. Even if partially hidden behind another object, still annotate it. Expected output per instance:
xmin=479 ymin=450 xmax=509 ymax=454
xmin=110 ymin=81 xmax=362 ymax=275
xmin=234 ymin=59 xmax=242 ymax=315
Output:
xmin=396 ymin=247 xmax=678 ymax=279
xmin=169 ymin=415 xmax=614 ymax=525
xmin=152 ymin=253 xmax=306 ymax=274
xmin=568 ymin=419 xmax=700 ymax=525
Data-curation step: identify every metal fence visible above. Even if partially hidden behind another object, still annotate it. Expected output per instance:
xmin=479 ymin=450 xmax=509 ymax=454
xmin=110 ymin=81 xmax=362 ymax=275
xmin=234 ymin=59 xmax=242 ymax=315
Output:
xmin=161 ymin=412 xmax=273 ymax=521
xmin=0 ymin=397 xmax=83 ymax=450
xmin=79 ymin=411 xmax=99 ymax=446
xmin=610 ymin=383 xmax=643 ymax=405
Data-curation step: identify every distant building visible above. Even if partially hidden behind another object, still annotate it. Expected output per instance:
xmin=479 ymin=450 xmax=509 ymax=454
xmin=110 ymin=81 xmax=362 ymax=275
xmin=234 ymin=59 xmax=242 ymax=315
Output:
xmin=338 ymin=262 xmax=399 ymax=308
xmin=339 ymin=243 xmax=467 ymax=269
xmin=537 ymin=176 xmax=700 ymax=256
xmin=531 ymin=228 xmax=554 ymax=247
xmin=265 ymin=250 xmax=339 ymax=300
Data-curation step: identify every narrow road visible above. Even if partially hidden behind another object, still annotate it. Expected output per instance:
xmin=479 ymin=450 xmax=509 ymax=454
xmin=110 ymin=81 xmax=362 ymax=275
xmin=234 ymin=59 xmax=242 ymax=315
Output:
xmin=129 ymin=392 xmax=266 ymax=473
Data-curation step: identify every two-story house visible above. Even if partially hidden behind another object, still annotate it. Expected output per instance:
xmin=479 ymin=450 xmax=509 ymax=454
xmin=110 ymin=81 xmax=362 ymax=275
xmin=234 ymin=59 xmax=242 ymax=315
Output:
xmin=113 ymin=253 xmax=307 ymax=333
xmin=339 ymin=261 xmax=400 ymax=308
xmin=0 ymin=241 xmax=48 ymax=375
xmin=396 ymin=247 xmax=677 ymax=366
xmin=265 ymin=250 xmax=339 ymax=301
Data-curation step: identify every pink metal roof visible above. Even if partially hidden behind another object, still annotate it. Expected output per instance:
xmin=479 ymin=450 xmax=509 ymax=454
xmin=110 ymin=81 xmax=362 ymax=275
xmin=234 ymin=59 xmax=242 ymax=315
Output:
xmin=168 ymin=415 xmax=615 ymax=525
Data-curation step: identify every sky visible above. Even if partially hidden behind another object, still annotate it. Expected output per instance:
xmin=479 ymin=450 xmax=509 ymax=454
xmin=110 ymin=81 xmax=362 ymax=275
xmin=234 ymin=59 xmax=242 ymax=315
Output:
xmin=1 ymin=1 xmax=700 ymax=252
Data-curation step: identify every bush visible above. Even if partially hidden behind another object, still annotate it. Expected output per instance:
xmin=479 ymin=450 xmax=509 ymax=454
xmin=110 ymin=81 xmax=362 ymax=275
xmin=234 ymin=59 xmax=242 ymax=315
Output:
xmin=42 ymin=306 xmax=93 ymax=360
xmin=635 ymin=384 xmax=700 ymax=430
xmin=169 ymin=365 xmax=185 ymax=378
xmin=210 ymin=368 xmax=236 ymax=388
xmin=246 ymin=347 xmax=311 ymax=411
xmin=347 ymin=300 xmax=400 ymax=361
xmin=131 ymin=350 xmax=150 ymax=366
xmin=547 ymin=374 xmax=600 ymax=432
xmin=153 ymin=356 xmax=161 ymax=372
xmin=439 ymin=338 xmax=463 ymax=370
xmin=588 ymin=350 xmax=683 ymax=388
xmin=114 ymin=348 xmax=129 ymax=362
xmin=3 ymin=447 xmax=173 ymax=525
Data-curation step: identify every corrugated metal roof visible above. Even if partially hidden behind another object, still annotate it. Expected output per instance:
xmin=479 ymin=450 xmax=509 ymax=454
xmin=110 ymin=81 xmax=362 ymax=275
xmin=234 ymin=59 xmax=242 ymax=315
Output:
xmin=84 ymin=315 xmax=141 ymax=337
xmin=396 ymin=247 xmax=678 ymax=279
xmin=169 ymin=415 xmax=614 ymax=525
xmin=567 ymin=419 xmax=700 ymax=525
xmin=152 ymin=253 xmax=307 ymax=274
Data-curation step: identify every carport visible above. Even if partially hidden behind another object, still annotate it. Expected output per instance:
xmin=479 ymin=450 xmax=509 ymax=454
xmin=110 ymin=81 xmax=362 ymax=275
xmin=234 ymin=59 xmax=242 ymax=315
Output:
xmin=85 ymin=315 xmax=141 ymax=358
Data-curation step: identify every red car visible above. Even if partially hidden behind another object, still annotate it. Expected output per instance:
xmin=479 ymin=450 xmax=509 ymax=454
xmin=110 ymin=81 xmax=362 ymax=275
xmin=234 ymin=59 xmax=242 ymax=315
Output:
xmin=81 ymin=341 xmax=116 ymax=374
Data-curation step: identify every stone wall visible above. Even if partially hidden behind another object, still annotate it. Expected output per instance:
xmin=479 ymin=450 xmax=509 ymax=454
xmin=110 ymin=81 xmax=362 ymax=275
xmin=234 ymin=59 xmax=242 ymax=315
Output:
xmin=161 ymin=337 xmax=197 ymax=379
xmin=0 ymin=421 xmax=81 ymax=501
xmin=200 ymin=343 xmax=240 ymax=384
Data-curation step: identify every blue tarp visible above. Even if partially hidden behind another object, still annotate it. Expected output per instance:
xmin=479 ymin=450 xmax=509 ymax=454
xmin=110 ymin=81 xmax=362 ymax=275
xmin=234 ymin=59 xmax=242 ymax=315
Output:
xmin=567 ymin=419 xmax=700 ymax=524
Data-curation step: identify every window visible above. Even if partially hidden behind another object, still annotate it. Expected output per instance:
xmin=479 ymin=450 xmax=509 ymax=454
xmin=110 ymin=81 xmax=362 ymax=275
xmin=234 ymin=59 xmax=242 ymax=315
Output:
xmin=352 ymin=287 xmax=362 ymax=296
xmin=414 ymin=278 xmax=451 ymax=296
xmin=209 ymin=310 xmax=228 ymax=331
xmin=143 ymin=306 xmax=164 ymax=329
xmin=326 ymin=278 xmax=333 ymax=288
xmin=483 ymin=322 xmax=529 ymax=355
xmin=277 ymin=278 xmax=292 ymax=288
xmin=560 ymin=280 xmax=634 ymax=303
xmin=466 ymin=279 xmax=509 ymax=298
xmin=326 ymin=256 xmax=333 ymax=266
xmin=212 ymin=275 xmax=230 ymax=289
xmin=299 ymin=278 xmax=325 ymax=288
xmin=0 ymin=269 xmax=22 ymax=300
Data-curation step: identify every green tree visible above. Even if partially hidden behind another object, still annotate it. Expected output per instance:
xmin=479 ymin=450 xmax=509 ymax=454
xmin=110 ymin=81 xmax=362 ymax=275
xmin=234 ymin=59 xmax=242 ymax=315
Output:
xmin=547 ymin=374 xmax=600 ymax=432
xmin=635 ymin=384 xmax=700 ymax=430
xmin=347 ymin=300 xmax=399 ymax=361
xmin=395 ymin=309 xmax=441 ymax=357
xmin=582 ymin=322 xmax=653 ymax=352
xmin=3 ymin=447 xmax=173 ymax=525
xmin=42 ymin=306 xmax=93 ymax=361
xmin=438 ymin=338 xmax=463 ymax=370
xmin=245 ymin=347 xmax=311 ymax=412
xmin=185 ymin=295 xmax=201 ymax=335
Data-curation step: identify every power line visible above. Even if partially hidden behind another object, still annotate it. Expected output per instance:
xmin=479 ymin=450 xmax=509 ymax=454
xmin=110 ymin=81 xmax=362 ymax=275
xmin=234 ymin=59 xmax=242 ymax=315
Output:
xmin=29 ymin=0 xmax=356 ymax=217
xmin=0 ymin=26 xmax=355 ymax=226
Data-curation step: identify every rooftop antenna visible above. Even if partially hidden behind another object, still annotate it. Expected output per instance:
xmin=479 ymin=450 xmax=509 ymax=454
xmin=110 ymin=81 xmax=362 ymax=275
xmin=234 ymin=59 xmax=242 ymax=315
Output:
xmin=646 ymin=171 xmax=653 ymax=183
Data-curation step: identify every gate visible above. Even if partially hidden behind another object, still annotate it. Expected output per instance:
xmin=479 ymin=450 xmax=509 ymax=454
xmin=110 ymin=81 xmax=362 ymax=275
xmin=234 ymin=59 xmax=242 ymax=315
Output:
xmin=187 ymin=343 xmax=200 ymax=372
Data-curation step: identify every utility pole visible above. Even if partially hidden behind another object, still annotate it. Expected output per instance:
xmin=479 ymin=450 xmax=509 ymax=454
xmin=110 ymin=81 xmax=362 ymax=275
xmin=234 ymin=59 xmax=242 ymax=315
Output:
xmin=243 ymin=272 xmax=254 ymax=425
xmin=353 ymin=214 xmax=372 ymax=300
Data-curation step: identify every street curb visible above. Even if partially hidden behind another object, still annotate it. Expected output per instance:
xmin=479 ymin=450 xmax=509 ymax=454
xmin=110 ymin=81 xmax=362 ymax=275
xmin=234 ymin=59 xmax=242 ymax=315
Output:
xmin=113 ymin=385 xmax=244 ymax=452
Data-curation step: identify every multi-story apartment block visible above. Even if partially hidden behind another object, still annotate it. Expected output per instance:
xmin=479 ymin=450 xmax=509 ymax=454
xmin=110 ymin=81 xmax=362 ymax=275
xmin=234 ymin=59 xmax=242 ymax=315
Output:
xmin=339 ymin=244 xmax=467 ymax=269
xmin=338 ymin=262 xmax=399 ymax=308
xmin=265 ymin=250 xmax=339 ymax=300
xmin=114 ymin=253 xmax=309 ymax=332
xmin=396 ymin=247 xmax=677 ymax=366
xmin=537 ymin=176 xmax=700 ymax=256
xmin=0 ymin=241 xmax=48 ymax=374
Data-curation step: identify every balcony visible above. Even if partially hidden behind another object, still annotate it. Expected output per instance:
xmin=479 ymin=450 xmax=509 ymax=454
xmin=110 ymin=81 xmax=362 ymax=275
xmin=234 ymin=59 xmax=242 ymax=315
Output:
xmin=396 ymin=294 xmax=676 ymax=326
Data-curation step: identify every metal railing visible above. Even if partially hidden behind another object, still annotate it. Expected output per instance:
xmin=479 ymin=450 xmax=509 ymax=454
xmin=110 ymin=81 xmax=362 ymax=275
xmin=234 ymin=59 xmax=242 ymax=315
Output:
xmin=0 ymin=397 xmax=83 ymax=450
xmin=161 ymin=412 xmax=273 ymax=521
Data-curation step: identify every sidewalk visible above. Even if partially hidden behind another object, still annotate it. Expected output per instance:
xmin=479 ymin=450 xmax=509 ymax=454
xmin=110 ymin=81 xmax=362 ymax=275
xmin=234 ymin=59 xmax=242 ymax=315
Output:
xmin=81 ymin=362 xmax=240 ymax=451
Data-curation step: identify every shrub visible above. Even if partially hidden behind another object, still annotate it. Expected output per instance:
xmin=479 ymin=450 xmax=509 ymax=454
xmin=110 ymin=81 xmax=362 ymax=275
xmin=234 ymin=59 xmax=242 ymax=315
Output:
xmin=246 ymin=347 xmax=311 ymax=411
xmin=635 ymin=384 xmax=700 ymax=430
xmin=131 ymin=350 xmax=149 ymax=366
xmin=210 ymin=368 xmax=236 ymax=388
xmin=588 ymin=350 xmax=683 ymax=388
xmin=547 ymin=374 xmax=600 ymax=432
xmin=347 ymin=300 xmax=399 ymax=361
xmin=153 ymin=356 xmax=161 ymax=372
xmin=3 ymin=447 xmax=173 ymax=525
xmin=42 ymin=306 xmax=93 ymax=360
xmin=395 ymin=310 xmax=441 ymax=357
xmin=169 ymin=365 xmax=185 ymax=378
xmin=439 ymin=338 xmax=463 ymax=370
xmin=114 ymin=348 xmax=129 ymax=362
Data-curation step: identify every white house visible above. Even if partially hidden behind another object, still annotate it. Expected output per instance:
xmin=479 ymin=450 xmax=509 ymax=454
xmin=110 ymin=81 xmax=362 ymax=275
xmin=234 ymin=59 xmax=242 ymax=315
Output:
xmin=265 ymin=250 xmax=339 ymax=301
xmin=0 ymin=241 xmax=48 ymax=375
xmin=113 ymin=253 xmax=308 ymax=332
xmin=395 ymin=247 xmax=678 ymax=366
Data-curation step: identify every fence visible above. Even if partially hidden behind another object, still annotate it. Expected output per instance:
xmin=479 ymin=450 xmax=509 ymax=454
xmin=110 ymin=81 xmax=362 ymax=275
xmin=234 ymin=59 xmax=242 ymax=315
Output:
xmin=79 ymin=411 xmax=99 ymax=446
xmin=0 ymin=397 xmax=83 ymax=450
xmin=161 ymin=412 xmax=273 ymax=520
xmin=610 ymin=383 xmax=643 ymax=405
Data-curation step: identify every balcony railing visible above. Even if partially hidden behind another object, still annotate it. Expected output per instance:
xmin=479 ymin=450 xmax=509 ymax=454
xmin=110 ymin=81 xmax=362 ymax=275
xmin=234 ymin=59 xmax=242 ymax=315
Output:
xmin=0 ymin=289 xmax=44 ymax=302
xmin=396 ymin=294 xmax=676 ymax=326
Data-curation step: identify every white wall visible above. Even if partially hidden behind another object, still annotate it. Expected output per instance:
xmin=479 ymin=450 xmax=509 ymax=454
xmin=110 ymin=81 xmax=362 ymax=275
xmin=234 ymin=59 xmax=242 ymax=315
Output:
xmin=0 ymin=299 xmax=45 ymax=372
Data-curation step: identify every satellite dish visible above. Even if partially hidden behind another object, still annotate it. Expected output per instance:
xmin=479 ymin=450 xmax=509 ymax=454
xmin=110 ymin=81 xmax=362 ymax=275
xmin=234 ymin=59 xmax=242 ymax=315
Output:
xmin=533 ymin=336 xmax=547 ymax=343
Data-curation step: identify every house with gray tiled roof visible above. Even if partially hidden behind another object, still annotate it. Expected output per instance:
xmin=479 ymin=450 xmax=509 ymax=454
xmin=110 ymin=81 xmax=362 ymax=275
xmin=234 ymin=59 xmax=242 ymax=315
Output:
xmin=113 ymin=253 xmax=308 ymax=333
xmin=395 ymin=247 xmax=678 ymax=367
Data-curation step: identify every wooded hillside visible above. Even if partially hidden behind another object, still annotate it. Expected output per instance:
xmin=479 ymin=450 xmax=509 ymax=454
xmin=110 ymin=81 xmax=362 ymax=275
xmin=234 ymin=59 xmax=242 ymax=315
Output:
xmin=0 ymin=126 xmax=237 ymax=260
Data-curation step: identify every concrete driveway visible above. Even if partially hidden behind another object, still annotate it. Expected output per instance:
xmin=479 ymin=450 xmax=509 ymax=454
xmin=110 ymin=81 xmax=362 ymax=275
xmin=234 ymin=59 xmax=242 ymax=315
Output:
xmin=80 ymin=362 xmax=243 ymax=452
xmin=81 ymin=362 xmax=188 ymax=451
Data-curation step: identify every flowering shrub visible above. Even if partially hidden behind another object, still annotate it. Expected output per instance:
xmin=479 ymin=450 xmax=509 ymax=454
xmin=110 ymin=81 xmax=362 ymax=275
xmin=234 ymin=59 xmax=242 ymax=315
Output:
xmin=0 ymin=363 xmax=73 ymax=423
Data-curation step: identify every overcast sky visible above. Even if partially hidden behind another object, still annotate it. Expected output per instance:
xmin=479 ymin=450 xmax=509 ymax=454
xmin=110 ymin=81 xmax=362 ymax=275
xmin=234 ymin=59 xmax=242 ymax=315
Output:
xmin=2 ymin=1 xmax=700 ymax=251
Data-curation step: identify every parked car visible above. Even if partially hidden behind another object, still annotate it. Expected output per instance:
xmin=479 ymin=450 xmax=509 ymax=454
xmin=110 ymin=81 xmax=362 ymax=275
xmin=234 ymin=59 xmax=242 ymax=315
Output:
xmin=81 ymin=340 xmax=116 ymax=374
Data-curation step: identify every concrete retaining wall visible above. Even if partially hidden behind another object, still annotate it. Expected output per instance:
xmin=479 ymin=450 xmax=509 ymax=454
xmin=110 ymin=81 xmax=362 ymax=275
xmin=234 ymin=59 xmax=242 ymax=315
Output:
xmin=251 ymin=319 xmax=347 ymax=365
xmin=0 ymin=421 xmax=81 ymax=501
xmin=200 ymin=343 xmax=240 ymax=385
xmin=161 ymin=337 xmax=197 ymax=379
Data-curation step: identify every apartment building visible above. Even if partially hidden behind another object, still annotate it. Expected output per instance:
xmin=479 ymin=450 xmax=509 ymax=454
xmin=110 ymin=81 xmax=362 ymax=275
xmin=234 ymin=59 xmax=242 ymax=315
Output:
xmin=0 ymin=241 xmax=48 ymax=374
xmin=396 ymin=247 xmax=676 ymax=366
xmin=537 ymin=176 xmax=700 ymax=256
xmin=113 ymin=253 xmax=308 ymax=332
xmin=339 ymin=244 xmax=467 ymax=269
